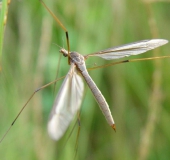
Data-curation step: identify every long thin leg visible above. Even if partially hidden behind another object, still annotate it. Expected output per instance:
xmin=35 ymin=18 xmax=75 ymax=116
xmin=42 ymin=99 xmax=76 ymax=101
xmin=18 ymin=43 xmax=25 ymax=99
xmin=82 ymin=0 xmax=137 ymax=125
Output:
xmin=88 ymin=55 xmax=170 ymax=71
xmin=0 ymin=76 xmax=65 ymax=143
xmin=74 ymin=111 xmax=81 ymax=160
xmin=39 ymin=1 xmax=70 ymax=64
xmin=53 ymin=53 xmax=62 ymax=96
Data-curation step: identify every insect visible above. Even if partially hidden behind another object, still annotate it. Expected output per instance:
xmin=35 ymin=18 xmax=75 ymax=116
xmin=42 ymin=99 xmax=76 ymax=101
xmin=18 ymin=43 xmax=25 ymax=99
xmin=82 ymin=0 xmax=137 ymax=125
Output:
xmin=40 ymin=1 xmax=169 ymax=140
xmin=47 ymin=38 xmax=169 ymax=141
xmin=0 ymin=1 xmax=169 ymax=143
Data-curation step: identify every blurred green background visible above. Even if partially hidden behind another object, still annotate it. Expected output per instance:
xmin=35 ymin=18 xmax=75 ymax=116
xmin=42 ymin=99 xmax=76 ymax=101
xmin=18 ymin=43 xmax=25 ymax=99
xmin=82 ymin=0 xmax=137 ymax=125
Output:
xmin=0 ymin=0 xmax=170 ymax=159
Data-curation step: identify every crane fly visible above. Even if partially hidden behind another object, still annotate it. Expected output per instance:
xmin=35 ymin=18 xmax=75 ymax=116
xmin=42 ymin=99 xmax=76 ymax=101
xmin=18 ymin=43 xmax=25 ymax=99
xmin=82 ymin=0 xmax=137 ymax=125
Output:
xmin=0 ymin=1 xmax=169 ymax=143
xmin=48 ymin=39 xmax=168 ymax=140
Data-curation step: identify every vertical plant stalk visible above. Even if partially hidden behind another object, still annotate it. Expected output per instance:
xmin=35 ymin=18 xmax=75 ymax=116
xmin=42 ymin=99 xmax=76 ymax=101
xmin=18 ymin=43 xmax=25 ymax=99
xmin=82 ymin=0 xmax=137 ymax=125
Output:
xmin=32 ymin=6 xmax=54 ymax=160
xmin=138 ymin=2 xmax=164 ymax=160
xmin=0 ymin=0 xmax=11 ymax=61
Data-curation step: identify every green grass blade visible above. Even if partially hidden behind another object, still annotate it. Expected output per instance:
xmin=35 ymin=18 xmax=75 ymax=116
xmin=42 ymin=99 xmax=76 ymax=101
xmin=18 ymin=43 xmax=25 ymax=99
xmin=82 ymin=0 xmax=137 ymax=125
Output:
xmin=0 ymin=0 xmax=9 ymax=61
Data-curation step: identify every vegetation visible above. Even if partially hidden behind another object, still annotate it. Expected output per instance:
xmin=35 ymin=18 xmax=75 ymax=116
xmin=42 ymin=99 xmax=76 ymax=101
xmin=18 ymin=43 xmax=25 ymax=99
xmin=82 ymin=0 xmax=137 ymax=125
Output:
xmin=0 ymin=0 xmax=170 ymax=159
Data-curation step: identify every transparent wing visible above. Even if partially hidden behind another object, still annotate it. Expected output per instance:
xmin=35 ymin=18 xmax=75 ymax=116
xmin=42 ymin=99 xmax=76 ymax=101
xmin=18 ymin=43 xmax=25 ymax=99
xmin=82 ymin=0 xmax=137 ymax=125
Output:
xmin=86 ymin=39 xmax=168 ymax=60
xmin=48 ymin=64 xmax=84 ymax=140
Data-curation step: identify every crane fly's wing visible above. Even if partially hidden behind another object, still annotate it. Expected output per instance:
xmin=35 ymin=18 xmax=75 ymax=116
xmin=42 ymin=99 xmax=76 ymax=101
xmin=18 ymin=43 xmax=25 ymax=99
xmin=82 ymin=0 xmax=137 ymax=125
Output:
xmin=86 ymin=39 xmax=168 ymax=60
xmin=48 ymin=64 xmax=84 ymax=141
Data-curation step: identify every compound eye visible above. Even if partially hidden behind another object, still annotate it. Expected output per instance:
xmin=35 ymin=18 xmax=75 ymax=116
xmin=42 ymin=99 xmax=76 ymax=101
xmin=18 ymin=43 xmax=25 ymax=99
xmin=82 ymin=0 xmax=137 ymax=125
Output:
xmin=63 ymin=53 xmax=67 ymax=57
